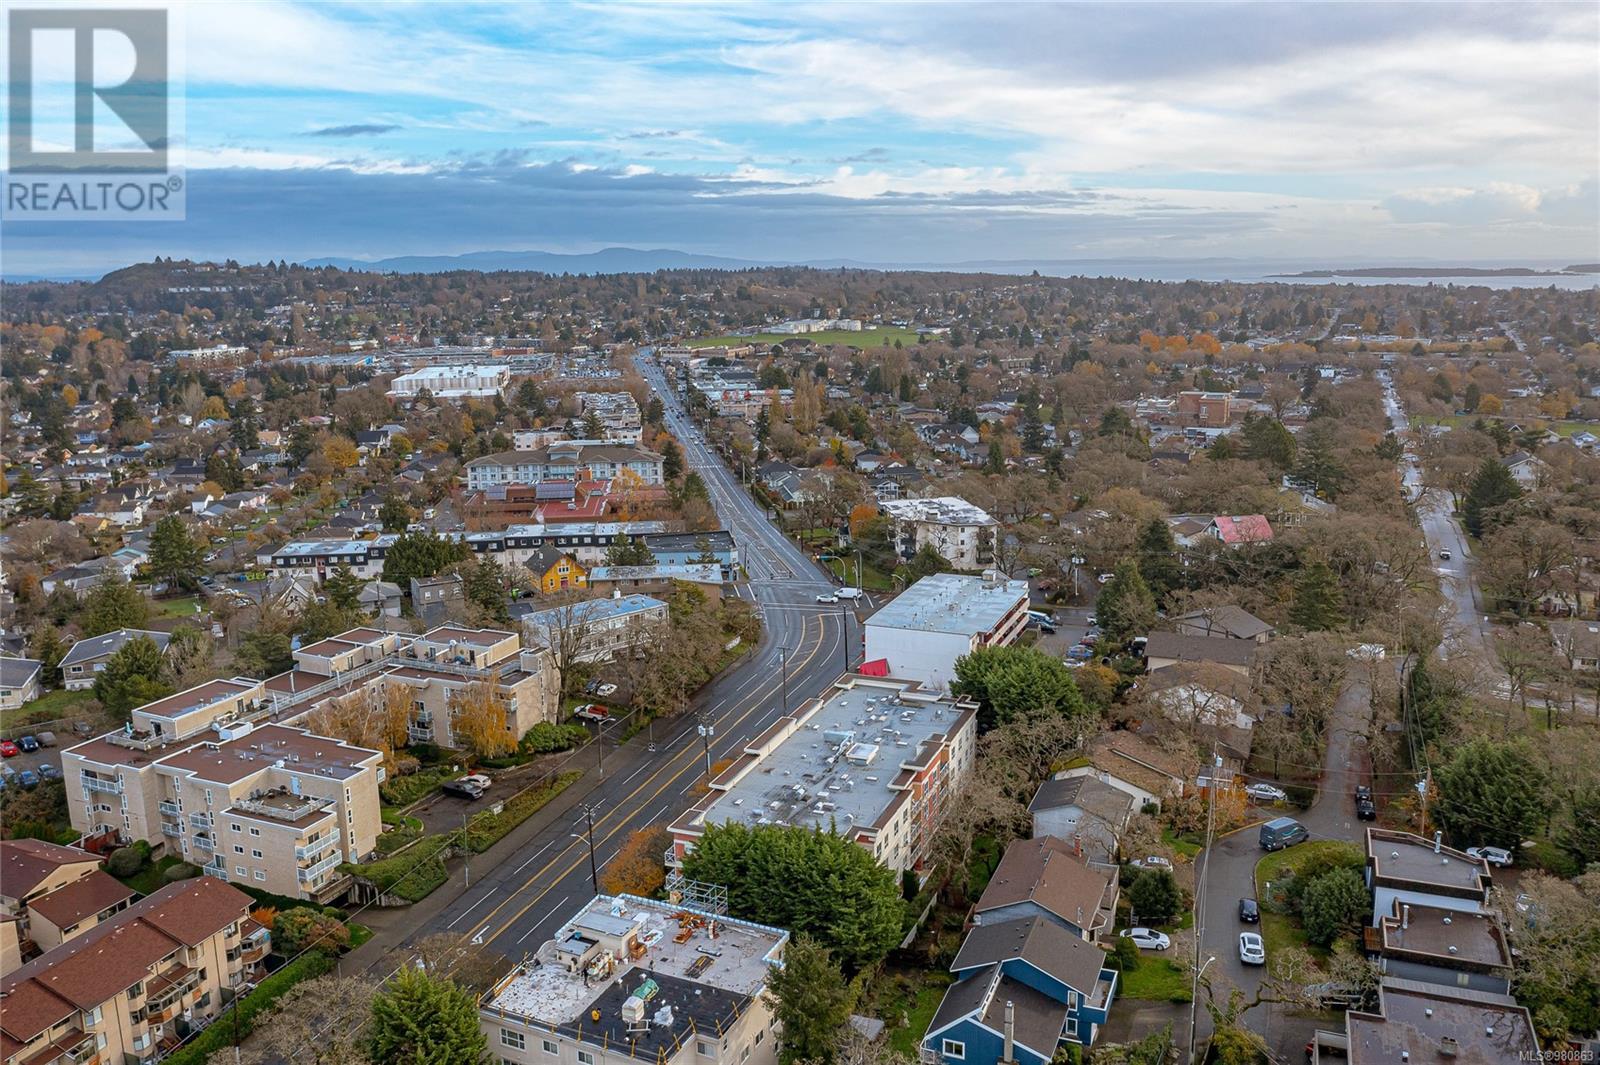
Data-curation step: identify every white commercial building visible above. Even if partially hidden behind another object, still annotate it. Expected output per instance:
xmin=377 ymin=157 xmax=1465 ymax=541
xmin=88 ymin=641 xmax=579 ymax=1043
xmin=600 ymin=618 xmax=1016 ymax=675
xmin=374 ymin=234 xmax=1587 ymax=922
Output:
xmin=863 ymin=573 xmax=1030 ymax=691
xmin=879 ymin=496 xmax=998 ymax=571
xmin=387 ymin=364 xmax=510 ymax=400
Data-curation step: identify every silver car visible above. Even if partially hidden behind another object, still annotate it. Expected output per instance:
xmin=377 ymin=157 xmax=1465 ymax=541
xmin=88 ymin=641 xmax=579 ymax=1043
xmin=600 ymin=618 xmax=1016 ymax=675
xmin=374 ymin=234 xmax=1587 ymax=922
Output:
xmin=1238 ymin=932 xmax=1266 ymax=965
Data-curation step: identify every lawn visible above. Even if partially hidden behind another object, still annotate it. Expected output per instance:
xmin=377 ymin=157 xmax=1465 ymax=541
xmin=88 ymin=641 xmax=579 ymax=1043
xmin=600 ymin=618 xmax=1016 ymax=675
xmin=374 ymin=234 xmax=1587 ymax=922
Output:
xmin=1421 ymin=413 xmax=1598 ymax=438
xmin=1161 ymin=827 xmax=1203 ymax=859
xmin=3 ymin=687 xmax=97 ymax=729
xmin=1253 ymin=840 xmax=1363 ymax=960
xmin=152 ymin=595 xmax=206 ymax=618
xmin=824 ymin=555 xmax=895 ymax=592
xmin=1117 ymin=957 xmax=1192 ymax=1003
xmin=876 ymin=970 xmax=955 ymax=1057
xmin=687 ymin=327 xmax=922 ymax=351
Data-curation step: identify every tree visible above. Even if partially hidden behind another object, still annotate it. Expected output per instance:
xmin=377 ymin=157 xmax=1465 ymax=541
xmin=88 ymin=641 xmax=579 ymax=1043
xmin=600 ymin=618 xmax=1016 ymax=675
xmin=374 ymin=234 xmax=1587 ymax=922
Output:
xmin=604 ymin=534 xmax=656 ymax=566
xmin=80 ymin=573 xmax=151 ymax=636
xmin=163 ymin=623 xmax=217 ymax=689
xmin=298 ymin=600 xmax=369 ymax=642
xmin=1461 ymin=458 xmax=1522 ymax=538
xmin=449 ymin=680 xmax=516 ymax=758
xmin=321 ymin=434 xmax=361 ymax=471
xmin=599 ymin=826 xmax=671 ymax=897
xmin=1288 ymin=559 xmax=1346 ymax=631
xmin=324 ymin=564 xmax=365 ymax=611
xmin=1135 ymin=518 xmax=1181 ymax=601
xmin=661 ymin=438 xmax=685 ymax=481
xmin=381 ymin=530 xmax=470 ymax=584
xmin=767 ymin=936 xmax=855 ymax=1065
xmin=951 ymin=644 xmax=1089 ymax=730
xmin=1300 ymin=867 xmax=1368 ymax=946
xmin=93 ymin=635 xmax=174 ymax=716
xmin=462 ymin=557 xmax=510 ymax=620
xmin=410 ymin=933 xmax=516 ymax=997
xmin=228 ymin=974 xmax=376 ymax=1065
xmin=1501 ymin=872 xmax=1600 ymax=1039
xmin=379 ymin=494 xmax=412 ymax=532
xmin=273 ymin=906 xmax=351 ymax=955
xmin=1241 ymin=414 xmax=1297 ymax=470
xmin=1434 ymin=738 xmax=1552 ymax=848
xmin=30 ymin=625 xmax=67 ymax=687
xmin=900 ymin=543 xmax=951 ymax=582
xmin=235 ymin=627 xmax=294 ymax=678
xmin=683 ymin=823 xmax=903 ymax=970
xmin=366 ymin=967 xmax=487 ymax=1065
xmin=1559 ymin=788 xmax=1600 ymax=872
xmin=303 ymin=683 xmax=412 ymax=768
xmin=1127 ymin=868 xmax=1181 ymax=923
xmin=147 ymin=515 xmax=205 ymax=593
xmin=1096 ymin=558 xmax=1157 ymax=646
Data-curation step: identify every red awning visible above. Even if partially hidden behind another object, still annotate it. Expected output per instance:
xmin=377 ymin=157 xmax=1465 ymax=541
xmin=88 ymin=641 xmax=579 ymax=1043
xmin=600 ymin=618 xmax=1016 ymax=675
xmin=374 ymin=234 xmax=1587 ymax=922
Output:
xmin=858 ymin=658 xmax=890 ymax=677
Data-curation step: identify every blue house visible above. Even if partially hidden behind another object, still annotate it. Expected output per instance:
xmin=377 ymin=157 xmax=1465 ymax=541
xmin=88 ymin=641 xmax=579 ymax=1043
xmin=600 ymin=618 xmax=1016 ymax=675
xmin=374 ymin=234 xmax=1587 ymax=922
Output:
xmin=924 ymin=917 xmax=1118 ymax=1065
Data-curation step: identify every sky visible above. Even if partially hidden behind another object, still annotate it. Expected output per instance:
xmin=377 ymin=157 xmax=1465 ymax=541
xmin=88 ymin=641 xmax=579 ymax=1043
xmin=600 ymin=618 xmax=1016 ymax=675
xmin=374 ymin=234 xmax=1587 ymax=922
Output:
xmin=4 ymin=1 xmax=1598 ymax=276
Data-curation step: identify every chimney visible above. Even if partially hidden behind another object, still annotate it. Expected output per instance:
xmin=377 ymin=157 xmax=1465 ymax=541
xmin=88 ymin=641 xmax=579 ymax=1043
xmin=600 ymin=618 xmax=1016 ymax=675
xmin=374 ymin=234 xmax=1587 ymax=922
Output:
xmin=1402 ymin=904 xmax=1410 ymax=930
xmin=1002 ymin=1000 xmax=1015 ymax=1065
xmin=1433 ymin=830 xmax=1443 ymax=854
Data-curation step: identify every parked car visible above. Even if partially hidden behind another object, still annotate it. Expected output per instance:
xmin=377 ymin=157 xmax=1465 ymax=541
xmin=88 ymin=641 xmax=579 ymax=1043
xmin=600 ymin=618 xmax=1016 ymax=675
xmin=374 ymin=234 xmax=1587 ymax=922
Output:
xmin=1259 ymin=817 xmax=1309 ymax=851
xmin=1438 ymin=549 xmax=1452 ymax=560
xmin=1244 ymin=782 xmax=1288 ymax=803
xmin=1466 ymin=846 xmax=1514 ymax=867
xmin=17 ymin=736 xmax=39 ymax=753
xmin=38 ymin=764 xmax=61 ymax=781
xmin=815 ymin=592 xmax=839 ymax=604
xmin=574 ymin=704 xmax=610 ymax=721
xmin=442 ymin=778 xmax=488 ymax=800
xmin=1238 ymin=931 xmax=1266 ymax=965
xmin=1239 ymin=898 xmax=1260 ymax=923
xmin=1130 ymin=855 xmax=1173 ymax=870
xmin=16 ymin=769 xmax=40 ymax=790
xmin=0 ymin=740 xmax=20 ymax=758
xmin=1119 ymin=928 xmax=1172 ymax=951
xmin=594 ymin=683 xmax=619 ymax=698
xmin=35 ymin=731 xmax=57 ymax=748
xmin=1355 ymin=785 xmax=1377 ymax=821
xmin=1065 ymin=645 xmax=1095 ymax=661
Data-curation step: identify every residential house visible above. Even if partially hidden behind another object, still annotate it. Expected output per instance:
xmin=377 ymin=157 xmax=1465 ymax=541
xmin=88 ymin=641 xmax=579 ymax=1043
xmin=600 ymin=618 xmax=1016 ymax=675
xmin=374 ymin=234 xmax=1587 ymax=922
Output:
xmin=1143 ymin=631 xmax=1258 ymax=678
xmin=585 ymin=564 xmax=725 ymax=603
xmin=517 ymin=595 xmax=669 ymax=664
xmin=1503 ymin=450 xmax=1546 ymax=488
xmin=1172 ymin=605 xmax=1275 ymax=644
xmin=1550 ymin=621 xmax=1600 ymax=672
xmin=59 ymin=629 xmax=172 ymax=691
xmin=523 ymin=546 xmax=587 ymax=594
xmin=1309 ymin=979 xmax=1537 ymax=1065
xmin=879 ymin=496 xmax=998 ymax=571
xmin=0 ymin=876 xmax=268 ymax=1065
xmin=971 ymin=836 xmax=1119 ymax=942
xmin=1365 ymin=829 xmax=1493 ymax=923
xmin=1028 ymin=777 xmax=1137 ymax=868
xmin=1056 ymin=731 xmax=1190 ymax=811
xmin=0 ymin=657 xmax=43 ymax=712
xmin=479 ymin=894 xmax=787 ymax=1065
xmin=1206 ymin=514 xmax=1274 ymax=547
xmin=410 ymin=574 xmax=466 ymax=624
xmin=357 ymin=580 xmax=404 ymax=618
xmin=924 ymin=916 xmax=1119 ymax=1062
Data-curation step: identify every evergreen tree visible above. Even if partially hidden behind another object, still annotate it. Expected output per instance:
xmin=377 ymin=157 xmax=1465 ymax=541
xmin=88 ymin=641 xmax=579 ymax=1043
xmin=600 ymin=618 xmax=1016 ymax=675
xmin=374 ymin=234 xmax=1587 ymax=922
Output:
xmin=516 ymin=378 xmax=543 ymax=411
xmin=1135 ymin=518 xmax=1181 ymax=601
xmin=1293 ymin=421 xmax=1345 ymax=497
xmin=1461 ymin=458 xmax=1522 ymax=538
xmin=1208 ymin=434 xmax=1238 ymax=461
xmin=323 ymin=564 xmax=365 ymax=611
xmin=1096 ymin=558 xmax=1156 ymax=646
xmin=1098 ymin=406 xmax=1135 ymax=437
xmin=147 ymin=516 xmax=205 ymax=593
xmin=767 ymin=937 xmax=854 ymax=1065
xmin=1241 ymin=414 xmax=1297 ymax=469
xmin=984 ymin=436 xmax=1006 ymax=473
xmin=1289 ymin=559 xmax=1346 ymax=631
xmin=30 ymin=626 xmax=68 ymax=687
xmin=661 ymin=438 xmax=685 ymax=481
xmin=379 ymin=494 xmax=412 ymax=532
xmin=94 ymin=635 xmax=174 ymax=716
xmin=1128 ymin=868 xmax=1181 ymax=922
xmin=1434 ymin=737 xmax=1552 ymax=848
xmin=952 ymin=644 xmax=1089 ymax=730
xmin=367 ymin=967 xmax=487 ymax=1065
xmin=464 ymin=557 xmax=510 ymax=620
xmin=381 ymin=530 xmax=470 ymax=585
xmin=604 ymin=535 xmax=656 ymax=566
xmin=81 ymin=575 xmax=152 ymax=636
xmin=1300 ymin=867 xmax=1368 ymax=946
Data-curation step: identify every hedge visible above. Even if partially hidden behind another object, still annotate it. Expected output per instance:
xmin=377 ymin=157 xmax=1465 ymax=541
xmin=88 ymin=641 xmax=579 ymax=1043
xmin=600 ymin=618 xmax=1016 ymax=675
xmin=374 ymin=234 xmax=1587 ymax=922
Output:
xmin=159 ymin=952 xmax=335 ymax=1065
xmin=379 ymin=764 xmax=464 ymax=807
xmin=464 ymin=771 xmax=581 ymax=853
xmin=345 ymin=833 xmax=454 ymax=903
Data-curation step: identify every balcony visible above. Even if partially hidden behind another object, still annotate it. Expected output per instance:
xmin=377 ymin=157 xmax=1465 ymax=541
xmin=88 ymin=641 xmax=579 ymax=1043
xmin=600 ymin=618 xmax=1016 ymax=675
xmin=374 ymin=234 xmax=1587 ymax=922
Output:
xmin=297 ymin=852 xmax=342 ymax=884
xmin=158 ymin=799 xmax=181 ymax=816
xmin=192 ymin=834 xmax=215 ymax=853
xmin=230 ymin=789 xmax=330 ymax=823
xmin=203 ymin=858 xmax=228 ymax=878
xmin=188 ymin=811 xmax=212 ymax=831
xmin=159 ymin=820 xmax=182 ymax=838
xmin=82 ymin=775 xmax=124 ymax=796
xmin=295 ymin=829 xmax=341 ymax=862
xmin=17 ymin=1028 xmax=99 ymax=1065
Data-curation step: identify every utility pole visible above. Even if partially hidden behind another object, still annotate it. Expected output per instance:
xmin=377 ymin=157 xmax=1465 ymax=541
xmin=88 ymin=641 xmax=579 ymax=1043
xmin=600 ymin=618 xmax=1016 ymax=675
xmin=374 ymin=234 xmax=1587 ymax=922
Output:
xmin=779 ymin=647 xmax=790 ymax=715
xmin=462 ymin=812 xmax=471 ymax=887
xmin=1189 ymin=747 xmax=1221 ymax=1065
xmin=575 ymin=803 xmax=600 ymax=892
xmin=840 ymin=604 xmax=850 ymax=675
xmin=697 ymin=712 xmax=715 ymax=781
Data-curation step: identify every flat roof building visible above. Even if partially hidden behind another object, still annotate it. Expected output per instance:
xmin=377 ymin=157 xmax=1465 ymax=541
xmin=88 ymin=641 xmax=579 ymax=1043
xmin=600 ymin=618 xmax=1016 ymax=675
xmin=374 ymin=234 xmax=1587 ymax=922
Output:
xmin=864 ymin=573 xmax=1030 ymax=691
xmin=669 ymin=676 xmax=977 ymax=875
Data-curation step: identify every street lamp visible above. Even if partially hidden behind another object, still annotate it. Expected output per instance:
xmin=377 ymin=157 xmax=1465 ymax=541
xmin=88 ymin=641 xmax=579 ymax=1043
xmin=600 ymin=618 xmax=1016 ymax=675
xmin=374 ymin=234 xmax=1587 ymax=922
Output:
xmin=1187 ymin=955 xmax=1217 ymax=1065
xmin=839 ymin=603 xmax=851 ymax=675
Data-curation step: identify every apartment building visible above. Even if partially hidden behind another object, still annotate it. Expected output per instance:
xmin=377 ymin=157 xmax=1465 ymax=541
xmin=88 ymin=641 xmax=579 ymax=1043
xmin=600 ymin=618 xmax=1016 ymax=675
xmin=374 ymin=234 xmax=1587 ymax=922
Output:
xmin=1309 ymin=979 xmax=1537 ymax=1065
xmin=517 ymin=595 xmax=669 ymax=665
xmin=1364 ymin=829 xmax=1493 ymax=922
xmin=464 ymin=443 xmax=664 ymax=491
xmin=863 ymin=573 xmax=1029 ymax=691
xmin=879 ymin=497 xmax=998 ymax=571
xmin=0 ymin=839 xmax=133 ymax=960
xmin=1175 ymin=390 xmax=1236 ymax=428
xmin=668 ymin=676 xmax=978 ymax=875
xmin=58 ymin=625 xmax=560 ymax=900
xmin=0 ymin=877 xmax=269 ymax=1065
xmin=480 ymin=894 xmax=787 ymax=1065
xmin=574 ymin=391 xmax=643 ymax=443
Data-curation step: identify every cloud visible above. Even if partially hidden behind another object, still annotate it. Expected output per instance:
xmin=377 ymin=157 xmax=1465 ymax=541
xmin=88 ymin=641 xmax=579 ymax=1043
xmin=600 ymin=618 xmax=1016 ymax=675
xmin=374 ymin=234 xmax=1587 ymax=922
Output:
xmin=307 ymin=123 xmax=402 ymax=138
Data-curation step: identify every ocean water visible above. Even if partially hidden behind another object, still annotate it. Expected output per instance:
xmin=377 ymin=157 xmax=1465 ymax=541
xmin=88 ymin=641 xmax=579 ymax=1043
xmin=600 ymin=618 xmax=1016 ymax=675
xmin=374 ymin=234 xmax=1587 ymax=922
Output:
xmin=940 ymin=258 xmax=1600 ymax=290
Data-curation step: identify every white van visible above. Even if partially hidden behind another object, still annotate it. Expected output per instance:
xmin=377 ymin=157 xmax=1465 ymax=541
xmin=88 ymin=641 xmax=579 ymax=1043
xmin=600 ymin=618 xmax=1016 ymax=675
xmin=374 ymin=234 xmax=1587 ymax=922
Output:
xmin=836 ymin=587 xmax=863 ymax=601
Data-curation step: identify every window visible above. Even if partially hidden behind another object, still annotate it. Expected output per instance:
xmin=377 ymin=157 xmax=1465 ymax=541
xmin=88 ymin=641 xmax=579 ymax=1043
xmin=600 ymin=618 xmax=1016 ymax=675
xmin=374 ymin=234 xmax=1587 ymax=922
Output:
xmin=249 ymin=826 xmax=260 ymax=837
xmin=251 ymin=849 xmax=263 ymax=859
xmin=577 ymin=1052 xmax=594 ymax=1065
xmin=941 ymin=1041 xmax=965 ymax=1061
xmin=542 ymin=1040 xmax=558 ymax=1055
xmin=85 ymin=1005 xmax=103 ymax=1025
xmin=500 ymin=1030 xmax=526 ymax=1051
xmin=253 ymin=871 xmax=266 ymax=881
xmin=741 ymin=1048 xmax=750 ymax=1062
xmin=697 ymin=1041 xmax=713 ymax=1057
xmin=1064 ymin=1017 xmax=1078 ymax=1038
xmin=230 ymin=823 xmax=241 ymax=833
xmin=235 ymin=866 xmax=247 ymax=876
xmin=1067 ymin=991 xmax=1077 ymax=1009
xmin=234 ymin=845 xmax=245 ymax=855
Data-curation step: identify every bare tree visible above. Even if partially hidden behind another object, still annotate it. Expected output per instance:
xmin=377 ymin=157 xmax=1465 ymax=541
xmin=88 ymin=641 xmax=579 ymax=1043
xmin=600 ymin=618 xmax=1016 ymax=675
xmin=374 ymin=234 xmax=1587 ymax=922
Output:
xmin=216 ymin=973 xmax=377 ymax=1065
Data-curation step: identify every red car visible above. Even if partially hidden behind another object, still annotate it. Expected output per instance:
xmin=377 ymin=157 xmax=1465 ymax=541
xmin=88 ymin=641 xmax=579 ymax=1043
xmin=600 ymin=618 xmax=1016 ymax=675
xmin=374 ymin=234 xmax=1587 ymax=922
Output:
xmin=0 ymin=740 xmax=20 ymax=758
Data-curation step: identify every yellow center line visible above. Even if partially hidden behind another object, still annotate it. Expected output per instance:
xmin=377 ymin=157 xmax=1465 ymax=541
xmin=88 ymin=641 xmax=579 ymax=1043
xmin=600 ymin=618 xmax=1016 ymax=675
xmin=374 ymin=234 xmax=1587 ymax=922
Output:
xmin=458 ymin=611 xmax=835 ymax=947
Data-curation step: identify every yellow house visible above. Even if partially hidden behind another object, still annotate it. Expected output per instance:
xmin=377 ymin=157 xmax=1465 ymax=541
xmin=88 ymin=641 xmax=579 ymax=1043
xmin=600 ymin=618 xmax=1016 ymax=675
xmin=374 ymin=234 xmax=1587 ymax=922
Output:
xmin=525 ymin=546 xmax=587 ymax=593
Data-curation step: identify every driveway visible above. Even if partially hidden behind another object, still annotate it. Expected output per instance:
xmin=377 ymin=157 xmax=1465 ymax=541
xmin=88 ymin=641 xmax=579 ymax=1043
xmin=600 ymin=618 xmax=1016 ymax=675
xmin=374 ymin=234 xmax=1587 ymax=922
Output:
xmin=1188 ymin=671 xmax=1371 ymax=1056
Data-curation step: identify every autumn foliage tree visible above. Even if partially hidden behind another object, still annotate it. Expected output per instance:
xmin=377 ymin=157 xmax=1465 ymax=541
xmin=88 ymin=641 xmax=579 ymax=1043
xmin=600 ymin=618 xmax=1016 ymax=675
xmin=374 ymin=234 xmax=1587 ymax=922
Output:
xmin=302 ymin=683 xmax=413 ymax=767
xmin=599 ymin=826 xmax=671 ymax=897
xmin=448 ymin=680 xmax=516 ymax=758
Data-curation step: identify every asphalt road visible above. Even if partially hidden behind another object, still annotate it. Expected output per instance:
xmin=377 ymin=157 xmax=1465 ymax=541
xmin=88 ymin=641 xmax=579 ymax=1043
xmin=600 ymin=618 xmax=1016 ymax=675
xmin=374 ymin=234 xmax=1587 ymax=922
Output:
xmin=403 ymin=349 xmax=852 ymax=956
